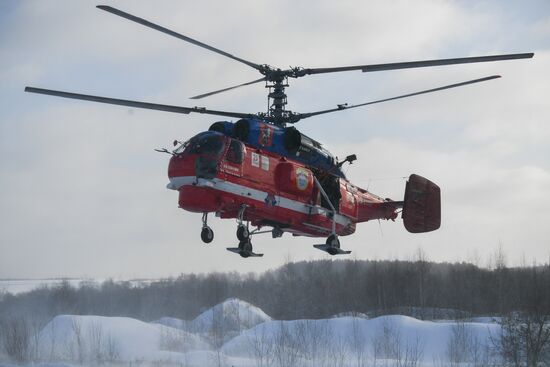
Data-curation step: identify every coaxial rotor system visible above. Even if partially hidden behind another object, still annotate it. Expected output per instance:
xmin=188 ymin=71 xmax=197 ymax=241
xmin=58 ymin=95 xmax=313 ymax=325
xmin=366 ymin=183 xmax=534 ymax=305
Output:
xmin=26 ymin=5 xmax=534 ymax=126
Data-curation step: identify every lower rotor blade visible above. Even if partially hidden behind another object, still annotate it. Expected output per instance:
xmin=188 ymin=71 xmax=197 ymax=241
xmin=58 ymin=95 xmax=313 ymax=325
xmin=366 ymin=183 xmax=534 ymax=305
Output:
xmin=190 ymin=77 xmax=266 ymax=99
xmin=24 ymin=87 xmax=253 ymax=119
xmin=297 ymin=75 xmax=501 ymax=121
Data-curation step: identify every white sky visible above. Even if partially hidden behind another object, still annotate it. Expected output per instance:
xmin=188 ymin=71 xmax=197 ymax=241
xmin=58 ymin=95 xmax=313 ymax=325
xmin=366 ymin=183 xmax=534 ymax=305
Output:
xmin=1 ymin=0 xmax=549 ymax=279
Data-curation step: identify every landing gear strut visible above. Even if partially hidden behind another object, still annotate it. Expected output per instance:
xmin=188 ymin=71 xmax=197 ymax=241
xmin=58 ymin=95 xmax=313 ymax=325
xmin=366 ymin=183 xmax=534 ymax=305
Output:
xmin=236 ymin=205 xmax=250 ymax=241
xmin=227 ymin=205 xmax=263 ymax=257
xmin=200 ymin=212 xmax=214 ymax=243
xmin=311 ymin=176 xmax=351 ymax=255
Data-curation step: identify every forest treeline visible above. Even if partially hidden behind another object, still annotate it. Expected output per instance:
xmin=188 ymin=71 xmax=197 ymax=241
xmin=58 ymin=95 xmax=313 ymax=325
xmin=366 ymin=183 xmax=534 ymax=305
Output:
xmin=1 ymin=257 xmax=549 ymax=323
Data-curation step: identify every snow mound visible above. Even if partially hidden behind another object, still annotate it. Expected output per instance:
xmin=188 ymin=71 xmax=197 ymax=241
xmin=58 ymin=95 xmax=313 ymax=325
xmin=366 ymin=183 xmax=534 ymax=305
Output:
xmin=222 ymin=315 xmax=500 ymax=363
xmin=37 ymin=315 xmax=210 ymax=363
xmin=190 ymin=298 xmax=272 ymax=333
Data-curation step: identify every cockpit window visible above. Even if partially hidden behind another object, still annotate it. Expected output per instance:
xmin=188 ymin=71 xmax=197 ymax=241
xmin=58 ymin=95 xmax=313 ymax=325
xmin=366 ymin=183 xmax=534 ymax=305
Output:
xmin=173 ymin=132 xmax=225 ymax=156
xmin=226 ymin=139 xmax=245 ymax=164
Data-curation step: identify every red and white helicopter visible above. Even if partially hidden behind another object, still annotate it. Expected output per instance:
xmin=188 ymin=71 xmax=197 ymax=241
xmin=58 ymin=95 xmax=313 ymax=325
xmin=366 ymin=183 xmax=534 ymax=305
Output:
xmin=25 ymin=6 xmax=534 ymax=257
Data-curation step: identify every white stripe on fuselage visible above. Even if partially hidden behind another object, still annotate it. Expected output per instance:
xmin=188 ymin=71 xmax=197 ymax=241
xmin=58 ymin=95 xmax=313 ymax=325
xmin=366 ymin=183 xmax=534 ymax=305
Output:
xmin=167 ymin=176 xmax=351 ymax=227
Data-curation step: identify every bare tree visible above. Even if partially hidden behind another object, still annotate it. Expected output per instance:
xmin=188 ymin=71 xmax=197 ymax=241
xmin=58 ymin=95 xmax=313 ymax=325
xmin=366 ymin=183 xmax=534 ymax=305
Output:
xmin=159 ymin=326 xmax=190 ymax=353
xmin=348 ymin=317 xmax=367 ymax=367
xmin=447 ymin=320 xmax=471 ymax=366
xmin=27 ymin=316 xmax=46 ymax=363
xmin=372 ymin=317 xmax=425 ymax=367
xmin=413 ymin=247 xmax=430 ymax=320
xmin=273 ymin=321 xmax=299 ymax=367
xmin=293 ymin=319 xmax=331 ymax=365
xmin=379 ymin=317 xmax=400 ymax=361
xmin=104 ymin=332 xmax=120 ymax=363
xmin=71 ymin=318 xmax=85 ymax=364
xmin=88 ymin=321 xmax=104 ymax=364
xmin=447 ymin=320 xmax=494 ymax=367
xmin=396 ymin=334 xmax=424 ymax=367
xmin=45 ymin=317 xmax=58 ymax=362
xmin=328 ymin=335 xmax=348 ymax=367
xmin=494 ymin=312 xmax=550 ymax=367
xmin=209 ymin=303 xmax=231 ymax=367
xmin=0 ymin=316 xmax=31 ymax=363
xmin=247 ymin=323 xmax=274 ymax=367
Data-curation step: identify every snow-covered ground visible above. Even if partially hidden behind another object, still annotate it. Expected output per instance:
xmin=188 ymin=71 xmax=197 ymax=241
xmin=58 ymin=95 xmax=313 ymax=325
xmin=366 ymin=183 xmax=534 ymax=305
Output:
xmin=2 ymin=297 xmax=505 ymax=366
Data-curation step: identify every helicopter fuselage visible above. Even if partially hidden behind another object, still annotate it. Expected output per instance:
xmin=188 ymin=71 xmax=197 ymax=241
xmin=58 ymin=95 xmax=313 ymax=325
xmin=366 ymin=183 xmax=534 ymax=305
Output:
xmin=167 ymin=130 xmax=399 ymax=238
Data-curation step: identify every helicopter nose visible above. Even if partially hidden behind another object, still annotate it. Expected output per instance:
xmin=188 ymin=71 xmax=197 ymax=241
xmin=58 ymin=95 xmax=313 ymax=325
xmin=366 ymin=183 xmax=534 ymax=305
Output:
xmin=167 ymin=176 xmax=189 ymax=190
xmin=167 ymin=154 xmax=195 ymax=190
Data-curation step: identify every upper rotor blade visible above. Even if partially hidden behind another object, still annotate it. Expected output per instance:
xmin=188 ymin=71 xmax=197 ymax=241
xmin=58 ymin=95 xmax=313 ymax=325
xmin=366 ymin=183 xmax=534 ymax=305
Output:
xmin=297 ymin=75 xmax=501 ymax=121
xmin=25 ymin=87 xmax=253 ymax=120
xmin=300 ymin=53 xmax=534 ymax=76
xmin=190 ymin=77 xmax=267 ymax=99
xmin=96 ymin=5 xmax=262 ymax=71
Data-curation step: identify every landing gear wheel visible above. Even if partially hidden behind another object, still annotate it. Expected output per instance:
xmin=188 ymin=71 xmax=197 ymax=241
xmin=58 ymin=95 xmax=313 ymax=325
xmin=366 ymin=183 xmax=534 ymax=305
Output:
xmin=236 ymin=225 xmax=249 ymax=241
xmin=313 ymin=234 xmax=350 ymax=255
xmin=227 ymin=237 xmax=263 ymax=257
xmin=201 ymin=226 xmax=214 ymax=243
xmin=238 ymin=239 xmax=253 ymax=258
xmin=326 ymin=234 xmax=340 ymax=255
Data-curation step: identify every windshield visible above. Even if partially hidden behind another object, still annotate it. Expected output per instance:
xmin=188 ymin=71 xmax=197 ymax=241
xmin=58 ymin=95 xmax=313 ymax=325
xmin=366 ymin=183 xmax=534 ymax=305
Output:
xmin=173 ymin=132 xmax=225 ymax=156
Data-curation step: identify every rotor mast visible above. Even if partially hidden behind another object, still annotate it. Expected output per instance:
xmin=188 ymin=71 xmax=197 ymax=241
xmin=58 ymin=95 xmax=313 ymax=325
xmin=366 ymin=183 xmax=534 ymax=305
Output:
xmin=267 ymin=74 xmax=288 ymax=124
xmin=261 ymin=67 xmax=291 ymax=126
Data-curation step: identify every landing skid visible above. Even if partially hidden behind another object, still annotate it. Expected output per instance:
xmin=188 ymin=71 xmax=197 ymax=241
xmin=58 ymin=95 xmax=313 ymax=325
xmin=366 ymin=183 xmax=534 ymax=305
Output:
xmin=226 ymin=247 xmax=264 ymax=258
xmin=313 ymin=244 xmax=351 ymax=255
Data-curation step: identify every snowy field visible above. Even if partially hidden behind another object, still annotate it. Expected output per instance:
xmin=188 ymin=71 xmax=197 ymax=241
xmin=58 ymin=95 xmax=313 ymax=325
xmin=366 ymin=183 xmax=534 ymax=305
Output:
xmin=0 ymin=297 xmax=504 ymax=367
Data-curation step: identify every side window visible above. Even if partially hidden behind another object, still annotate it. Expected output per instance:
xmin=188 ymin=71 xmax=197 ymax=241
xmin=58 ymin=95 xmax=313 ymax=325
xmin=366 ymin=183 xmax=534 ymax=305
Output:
xmin=226 ymin=139 xmax=245 ymax=164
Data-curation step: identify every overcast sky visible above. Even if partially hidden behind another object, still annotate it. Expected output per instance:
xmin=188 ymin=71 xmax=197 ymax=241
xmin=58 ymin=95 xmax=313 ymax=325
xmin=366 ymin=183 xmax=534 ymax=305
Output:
xmin=1 ymin=0 xmax=549 ymax=279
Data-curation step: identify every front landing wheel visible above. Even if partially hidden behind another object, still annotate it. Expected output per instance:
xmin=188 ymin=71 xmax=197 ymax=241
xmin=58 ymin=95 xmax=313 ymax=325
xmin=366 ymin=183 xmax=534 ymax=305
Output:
xmin=201 ymin=226 xmax=214 ymax=243
xmin=236 ymin=225 xmax=249 ymax=241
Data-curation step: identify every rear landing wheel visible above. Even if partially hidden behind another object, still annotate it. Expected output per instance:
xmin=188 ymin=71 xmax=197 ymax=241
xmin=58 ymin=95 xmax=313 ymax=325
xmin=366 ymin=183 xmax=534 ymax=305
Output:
xmin=201 ymin=226 xmax=214 ymax=243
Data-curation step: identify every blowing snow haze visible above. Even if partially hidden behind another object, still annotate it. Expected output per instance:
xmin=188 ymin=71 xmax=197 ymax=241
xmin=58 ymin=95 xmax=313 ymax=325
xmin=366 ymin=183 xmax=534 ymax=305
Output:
xmin=1 ymin=1 xmax=549 ymax=279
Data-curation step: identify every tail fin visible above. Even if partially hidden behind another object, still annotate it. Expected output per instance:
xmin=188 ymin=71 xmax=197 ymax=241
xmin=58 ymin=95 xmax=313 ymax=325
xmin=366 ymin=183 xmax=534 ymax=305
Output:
xmin=402 ymin=174 xmax=441 ymax=233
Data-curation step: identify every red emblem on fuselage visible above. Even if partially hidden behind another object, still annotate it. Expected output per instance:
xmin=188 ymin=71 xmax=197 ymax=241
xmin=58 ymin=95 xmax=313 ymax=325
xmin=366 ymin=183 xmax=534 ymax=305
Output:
xmin=258 ymin=123 xmax=274 ymax=147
